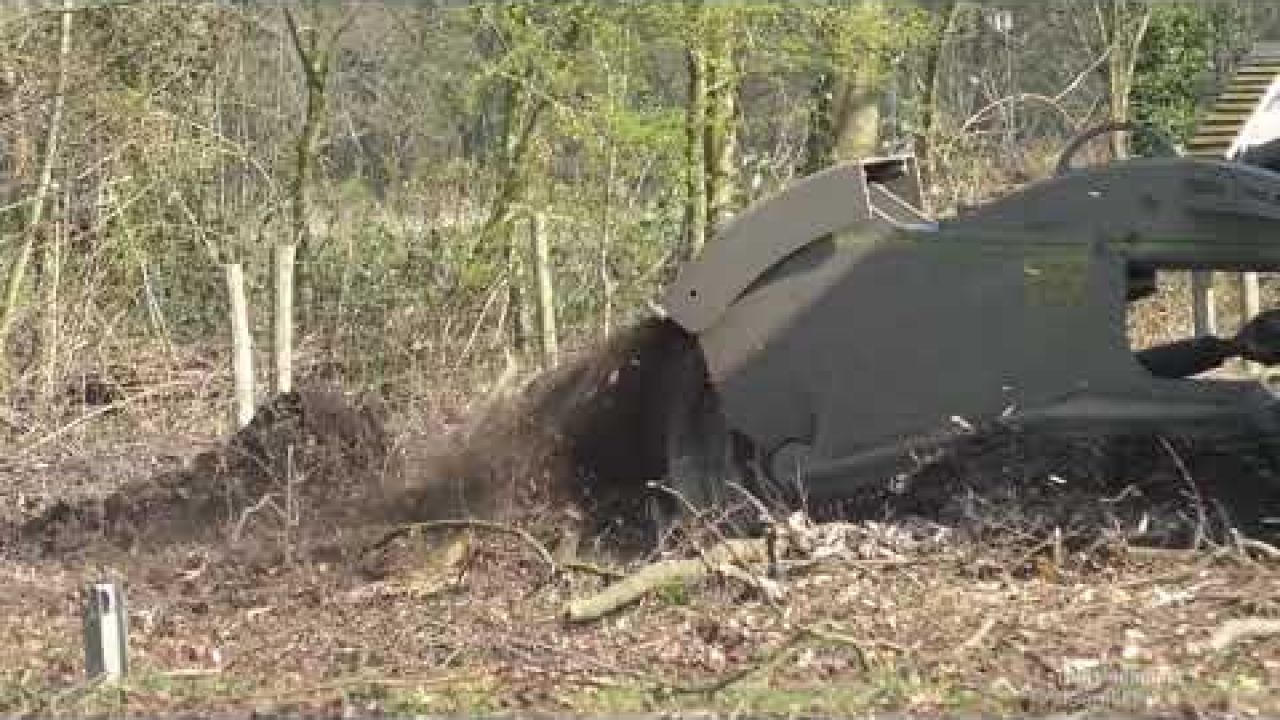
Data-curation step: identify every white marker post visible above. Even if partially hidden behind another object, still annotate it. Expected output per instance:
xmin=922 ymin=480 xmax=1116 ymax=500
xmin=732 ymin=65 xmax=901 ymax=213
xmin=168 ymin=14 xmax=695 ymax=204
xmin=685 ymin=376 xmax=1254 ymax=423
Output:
xmin=83 ymin=582 xmax=128 ymax=680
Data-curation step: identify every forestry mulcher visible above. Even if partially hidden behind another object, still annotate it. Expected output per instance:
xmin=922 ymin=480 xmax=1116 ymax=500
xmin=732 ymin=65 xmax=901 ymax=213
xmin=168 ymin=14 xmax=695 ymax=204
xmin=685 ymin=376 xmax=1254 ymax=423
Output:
xmin=580 ymin=44 xmax=1280 ymax=537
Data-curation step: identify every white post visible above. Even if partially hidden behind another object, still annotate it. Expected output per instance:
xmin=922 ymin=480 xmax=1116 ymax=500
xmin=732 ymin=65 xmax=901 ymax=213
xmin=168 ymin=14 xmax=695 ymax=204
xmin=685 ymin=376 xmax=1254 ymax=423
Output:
xmin=1191 ymin=270 xmax=1217 ymax=337
xmin=225 ymin=263 xmax=255 ymax=428
xmin=531 ymin=213 xmax=558 ymax=365
xmin=1241 ymin=271 xmax=1262 ymax=375
xmin=83 ymin=582 xmax=128 ymax=680
xmin=274 ymin=243 xmax=296 ymax=394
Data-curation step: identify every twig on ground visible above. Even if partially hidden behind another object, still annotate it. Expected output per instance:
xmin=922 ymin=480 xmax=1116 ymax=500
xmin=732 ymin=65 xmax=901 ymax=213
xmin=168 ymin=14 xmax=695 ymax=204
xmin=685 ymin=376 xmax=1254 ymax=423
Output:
xmin=1237 ymin=537 xmax=1280 ymax=563
xmin=1208 ymin=617 xmax=1280 ymax=651
xmin=953 ymin=617 xmax=999 ymax=655
xmin=230 ymin=493 xmax=280 ymax=544
xmin=648 ymin=481 xmax=731 ymax=553
xmin=1158 ymin=437 xmax=1208 ymax=550
xmin=562 ymin=560 xmax=626 ymax=580
xmin=159 ymin=668 xmax=223 ymax=678
xmin=717 ymin=562 xmax=785 ymax=603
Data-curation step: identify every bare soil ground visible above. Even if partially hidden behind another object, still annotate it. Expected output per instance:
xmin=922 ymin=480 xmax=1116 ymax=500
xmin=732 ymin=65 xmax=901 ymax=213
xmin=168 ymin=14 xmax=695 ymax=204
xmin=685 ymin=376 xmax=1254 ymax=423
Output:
xmin=1 ymin=327 xmax=1278 ymax=718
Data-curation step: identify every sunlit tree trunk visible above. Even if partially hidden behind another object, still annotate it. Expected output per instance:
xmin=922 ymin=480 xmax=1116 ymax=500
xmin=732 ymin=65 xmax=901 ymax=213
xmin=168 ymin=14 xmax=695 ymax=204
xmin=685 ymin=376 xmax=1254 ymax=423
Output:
xmin=1098 ymin=0 xmax=1152 ymax=160
xmin=702 ymin=13 xmax=738 ymax=238
xmin=802 ymin=5 xmax=886 ymax=174
xmin=683 ymin=44 xmax=708 ymax=259
xmin=915 ymin=1 xmax=962 ymax=189
xmin=283 ymin=7 xmax=346 ymax=325
xmin=530 ymin=213 xmax=557 ymax=366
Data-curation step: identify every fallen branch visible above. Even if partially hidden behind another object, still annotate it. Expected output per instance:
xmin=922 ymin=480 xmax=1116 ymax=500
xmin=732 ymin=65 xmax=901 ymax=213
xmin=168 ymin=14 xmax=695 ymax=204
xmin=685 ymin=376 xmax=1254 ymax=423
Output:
xmin=1209 ymin=618 xmax=1280 ymax=651
xmin=1158 ymin=436 xmax=1211 ymax=551
xmin=159 ymin=668 xmax=222 ymax=678
xmin=1237 ymin=537 xmax=1280 ymax=563
xmin=953 ymin=617 xmax=999 ymax=656
xmin=565 ymin=538 xmax=774 ymax=623
xmin=367 ymin=519 xmax=557 ymax=579
xmin=562 ymin=560 xmax=626 ymax=581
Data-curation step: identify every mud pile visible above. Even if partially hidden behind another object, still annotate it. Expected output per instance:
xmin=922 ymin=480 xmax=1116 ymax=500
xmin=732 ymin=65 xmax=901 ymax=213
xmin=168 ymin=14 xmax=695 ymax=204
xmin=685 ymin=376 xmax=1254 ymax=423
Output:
xmin=15 ymin=388 xmax=391 ymax=554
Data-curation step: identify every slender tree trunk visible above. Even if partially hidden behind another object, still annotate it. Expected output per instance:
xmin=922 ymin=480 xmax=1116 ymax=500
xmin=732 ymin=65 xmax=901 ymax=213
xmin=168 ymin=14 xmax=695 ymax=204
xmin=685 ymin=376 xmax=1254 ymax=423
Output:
xmin=530 ymin=213 xmax=557 ymax=366
xmin=225 ymin=262 xmax=255 ymax=429
xmin=1101 ymin=1 xmax=1152 ymax=160
xmin=284 ymin=8 xmax=342 ymax=325
xmin=41 ymin=191 xmax=64 ymax=399
xmin=485 ymin=82 xmax=547 ymax=355
xmin=599 ymin=38 xmax=627 ymax=335
xmin=803 ymin=65 xmax=838 ymax=175
xmin=274 ymin=243 xmax=296 ymax=394
xmin=600 ymin=141 xmax=617 ymax=335
xmin=507 ymin=222 xmax=530 ymax=353
xmin=0 ymin=0 xmax=72 ymax=388
xmin=476 ymin=2 xmax=581 ymax=354
xmin=803 ymin=7 xmax=885 ymax=174
xmin=833 ymin=68 xmax=881 ymax=161
xmin=915 ymin=1 xmax=962 ymax=190
xmin=703 ymin=15 xmax=738 ymax=239
xmin=684 ymin=46 xmax=708 ymax=259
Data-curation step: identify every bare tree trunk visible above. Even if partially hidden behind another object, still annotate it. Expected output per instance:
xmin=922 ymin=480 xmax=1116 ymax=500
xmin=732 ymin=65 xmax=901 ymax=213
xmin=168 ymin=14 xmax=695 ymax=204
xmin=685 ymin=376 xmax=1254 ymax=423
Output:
xmin=0 ymin=0 xmax=72 ymax=387
xmin=225 ymin=263 xmax=255 ymax=429
xmin=530 ymin=213 xmax=557 ymax=366
xmin=479 ymin=73 xmax=550 ymax=355
xmin=915 ymin=1 xmax=962 ymax=192
xmin=833 ymin=68 xmax=881 ymax=161
xmin=507 ymin=227 xmax=529 ymax=353
xmin=803 ymin=6 xmax=885 ymax=174
xmin=1100 ymin=1 xmax=1152 ymax=160
xmin=284 ymin=8 xmax=345 ymax=324
xmin=599 ymin=38 xmax=627 ymax=336
xmin=41 ymin=190 xmax=64 ymax=400
xmin=703 ymin=15 xmax=738 ymax=239
xmin=683 ymin=45 xmax=708 ymax=259
xmin=274 ymin=243 xmax=296 ymax=394
xmin=599 ymin=142 xmax=617 ymax=335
